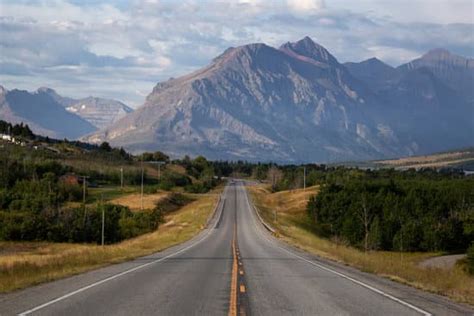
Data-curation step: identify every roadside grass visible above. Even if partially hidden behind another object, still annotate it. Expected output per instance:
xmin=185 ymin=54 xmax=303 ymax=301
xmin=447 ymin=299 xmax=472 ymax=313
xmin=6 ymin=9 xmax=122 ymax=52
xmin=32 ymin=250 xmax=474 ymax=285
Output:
xmin=247 ymin=185 xmax=474 ymax=305
xmin=0 ymin=191 xmax=220 ymax=293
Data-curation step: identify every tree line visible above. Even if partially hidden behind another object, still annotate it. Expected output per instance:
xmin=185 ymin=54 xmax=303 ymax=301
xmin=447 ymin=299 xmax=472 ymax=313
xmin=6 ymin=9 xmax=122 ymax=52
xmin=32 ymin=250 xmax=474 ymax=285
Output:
xmin=307 ymin=171 xmax=473 ymax=253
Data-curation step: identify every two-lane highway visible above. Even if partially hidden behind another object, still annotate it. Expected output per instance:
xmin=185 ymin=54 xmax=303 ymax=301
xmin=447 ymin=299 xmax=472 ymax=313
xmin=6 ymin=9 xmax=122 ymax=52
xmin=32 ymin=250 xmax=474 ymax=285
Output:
xmin=0 ymin=182 xmax=472 ymax=315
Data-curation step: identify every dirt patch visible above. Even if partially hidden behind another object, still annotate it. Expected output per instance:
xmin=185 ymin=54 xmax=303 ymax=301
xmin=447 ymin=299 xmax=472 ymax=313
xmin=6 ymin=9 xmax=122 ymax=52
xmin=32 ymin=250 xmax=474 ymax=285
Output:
xmin=418 ymin=254 xmax=467 ymax=269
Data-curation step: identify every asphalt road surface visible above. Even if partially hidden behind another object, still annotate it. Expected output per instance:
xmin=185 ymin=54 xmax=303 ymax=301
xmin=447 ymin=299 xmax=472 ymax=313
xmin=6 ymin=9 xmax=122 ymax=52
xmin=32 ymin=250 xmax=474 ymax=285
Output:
xmin=0 ymin=181 xmax=472 ymax=315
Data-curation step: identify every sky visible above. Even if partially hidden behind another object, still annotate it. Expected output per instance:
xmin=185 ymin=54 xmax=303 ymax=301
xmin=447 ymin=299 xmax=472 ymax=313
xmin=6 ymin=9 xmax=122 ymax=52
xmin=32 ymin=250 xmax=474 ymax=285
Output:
xmin=0 ymin=0 xmax=473 ymax=107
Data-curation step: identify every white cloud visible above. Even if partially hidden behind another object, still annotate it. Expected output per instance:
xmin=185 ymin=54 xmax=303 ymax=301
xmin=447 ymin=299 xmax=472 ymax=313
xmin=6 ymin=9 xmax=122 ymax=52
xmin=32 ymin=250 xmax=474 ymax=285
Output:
xmin=0 ymin=0 xmax=472 ymax=107
xmin=287 ymin=0 xmax=325 ymax=12
xmin=328 ymin=0 xmax=474 ymax=24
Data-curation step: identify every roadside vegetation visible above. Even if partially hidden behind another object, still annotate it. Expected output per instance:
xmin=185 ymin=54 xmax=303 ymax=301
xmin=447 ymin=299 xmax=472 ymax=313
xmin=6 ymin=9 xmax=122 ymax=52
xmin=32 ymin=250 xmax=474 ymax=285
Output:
xmin=0 ymin=120 xmax=224 ymax=292
xmin=0 ymin=119 xmax=222 ymax=245
xmin=249 ymin=183 xmax=474 ymax=305
xmin=0 ymin=192 xmax=218 ymax=293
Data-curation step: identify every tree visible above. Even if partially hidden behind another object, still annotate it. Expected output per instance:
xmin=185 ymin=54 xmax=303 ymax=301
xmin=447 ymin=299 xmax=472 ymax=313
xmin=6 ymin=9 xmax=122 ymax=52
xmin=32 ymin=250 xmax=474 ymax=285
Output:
xmin=267 ymin=166 xmax=283 ymax=191
xmin=99 ymin=142 xmax=112 ymax=152
xmin=152 ymin=151 xmax=169 ymax=162
xmin=355 ymin=189 xmax=377 ymax=252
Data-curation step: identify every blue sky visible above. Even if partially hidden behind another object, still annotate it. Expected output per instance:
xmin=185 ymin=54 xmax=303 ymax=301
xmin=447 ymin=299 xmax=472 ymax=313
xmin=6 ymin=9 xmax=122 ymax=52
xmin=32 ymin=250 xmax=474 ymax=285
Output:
xmin=0 ymin=0 xmax=473 ymax=107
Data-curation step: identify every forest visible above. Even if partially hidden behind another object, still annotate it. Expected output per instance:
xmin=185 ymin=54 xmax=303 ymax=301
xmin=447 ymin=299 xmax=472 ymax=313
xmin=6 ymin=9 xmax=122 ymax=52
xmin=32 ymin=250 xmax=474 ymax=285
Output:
xmin=304 ymin=170 xmax=473 ymax=260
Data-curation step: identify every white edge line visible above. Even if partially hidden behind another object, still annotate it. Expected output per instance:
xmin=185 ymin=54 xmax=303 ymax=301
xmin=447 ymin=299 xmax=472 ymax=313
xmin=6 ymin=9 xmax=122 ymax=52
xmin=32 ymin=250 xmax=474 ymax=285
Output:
xmin=241 ymin=183 xmax=432 ymax=316
xmin=18 ymin=192 xmax=225 ymax=316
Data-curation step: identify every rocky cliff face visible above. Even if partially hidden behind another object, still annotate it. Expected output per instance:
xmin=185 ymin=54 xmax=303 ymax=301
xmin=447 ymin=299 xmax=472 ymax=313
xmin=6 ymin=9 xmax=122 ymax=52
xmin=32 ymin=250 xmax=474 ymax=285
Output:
xmin=64 ymin=97 xmax=133 ymax=130
xmin=38 ymin=88 xmax=133 ymax=130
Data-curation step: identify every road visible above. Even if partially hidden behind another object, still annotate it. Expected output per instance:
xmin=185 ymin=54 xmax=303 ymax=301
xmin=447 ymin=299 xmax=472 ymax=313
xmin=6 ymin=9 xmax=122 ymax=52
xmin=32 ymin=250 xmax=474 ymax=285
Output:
xmin=0 ymin=181 xmax=472 ymax=315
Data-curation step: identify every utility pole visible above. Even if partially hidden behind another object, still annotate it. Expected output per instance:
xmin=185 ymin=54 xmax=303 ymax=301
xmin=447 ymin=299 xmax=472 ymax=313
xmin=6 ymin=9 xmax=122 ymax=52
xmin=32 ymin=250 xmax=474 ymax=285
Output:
xmin=81 ymin=175 xmax=90 ymax=230
xmin=120 ymin=167 xmax=123 ymax=190
xmin=81 ymin=175 xmax=90 ymax=207
xmin=303 ymin=166 xmax=307 ymax=190
xmin=147 ymin=161 xmax=165 ymax=181
xmin=101 ymin=195 xmax=105 ymax=246
xmin=83 ymin=176 xmax=86 ymax=205
xmin=141 ymin=159 xmax=144 ymax=211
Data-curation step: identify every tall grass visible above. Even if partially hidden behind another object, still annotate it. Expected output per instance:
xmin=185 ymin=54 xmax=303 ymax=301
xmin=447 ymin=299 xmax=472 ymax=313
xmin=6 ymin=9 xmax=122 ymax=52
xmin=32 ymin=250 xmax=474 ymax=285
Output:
xmin=248 ymin=185 xmax=474 ymax=305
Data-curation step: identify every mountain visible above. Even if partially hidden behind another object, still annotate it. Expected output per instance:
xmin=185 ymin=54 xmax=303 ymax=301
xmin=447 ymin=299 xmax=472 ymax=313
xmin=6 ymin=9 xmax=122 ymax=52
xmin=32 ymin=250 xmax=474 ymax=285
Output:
xmin=0 ymin=86 xmax=96 ymax=139
xmin=346 ymin=51 xmax=474 ymax=156
xmin=83 ymin=38 xmax=473 ymax=162
xmin=344 ymin=58 xmax=401 ymax=92
xmin=398 ymin=49 xmax=474 ymax=102
xmin=37 ymin=87 xmax=76 ymax=107
xmin=40 ymin=88 xmax=133 ymax=130
xmin=87 ymin=37 xmax=417 ymax=162
xmin=376 ymin=67 xmax=473 ymax=154
xmin=63 ymin=97 xmax=132 ymax=130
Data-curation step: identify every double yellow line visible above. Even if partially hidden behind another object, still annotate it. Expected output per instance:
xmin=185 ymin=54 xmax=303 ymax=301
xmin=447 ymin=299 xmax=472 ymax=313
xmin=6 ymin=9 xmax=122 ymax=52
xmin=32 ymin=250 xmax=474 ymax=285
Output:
xmin=229 ymin=223 xmax=238 ymax=316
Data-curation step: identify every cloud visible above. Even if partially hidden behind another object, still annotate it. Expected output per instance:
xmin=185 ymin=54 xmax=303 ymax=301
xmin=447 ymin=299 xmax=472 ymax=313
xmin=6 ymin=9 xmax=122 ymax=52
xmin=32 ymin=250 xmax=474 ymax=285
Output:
xmin=286 ymin=0 xmax=325 ymax=13
xmin=0 ymin=0 xmax=472 ymax=107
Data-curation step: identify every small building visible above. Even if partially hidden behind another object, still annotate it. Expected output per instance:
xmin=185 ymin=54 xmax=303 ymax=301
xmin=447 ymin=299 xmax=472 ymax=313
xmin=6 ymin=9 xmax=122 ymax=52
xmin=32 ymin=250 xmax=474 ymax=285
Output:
xmin=59 ymin=174 xmax=81 ymax=186
xmin=0 ymin=134 xmax=13 ymax=142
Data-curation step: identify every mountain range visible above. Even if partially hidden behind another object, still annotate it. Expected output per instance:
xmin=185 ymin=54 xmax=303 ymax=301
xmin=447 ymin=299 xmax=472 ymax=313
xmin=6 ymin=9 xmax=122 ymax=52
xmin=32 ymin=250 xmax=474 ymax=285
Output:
xmin=2 ymin=37 xmax=473 ymax=162
xmin=87 ymin=37 xmax=473 ymax=162
xmin=0 ymin=86 xmax=132 ymax=139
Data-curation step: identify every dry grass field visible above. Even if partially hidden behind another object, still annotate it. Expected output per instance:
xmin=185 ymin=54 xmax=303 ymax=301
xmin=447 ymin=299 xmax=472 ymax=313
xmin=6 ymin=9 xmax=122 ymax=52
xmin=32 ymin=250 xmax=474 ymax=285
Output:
xmin=248 ymin=185 xmax=474 ymax=305
xmin=0 ymin=191 xmax=220 ymax=293
xmin=110 ymin=192 xmax=170 ymax=211
xmin=376 ymin=149 xmax=474 ymax=169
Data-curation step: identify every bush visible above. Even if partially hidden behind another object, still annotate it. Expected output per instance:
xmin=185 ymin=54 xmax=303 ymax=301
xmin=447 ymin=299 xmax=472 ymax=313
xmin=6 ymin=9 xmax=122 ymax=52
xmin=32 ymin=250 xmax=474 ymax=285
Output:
xmin=160 ymin=172 xmax=191 ymax=188
xmin=184 ymin=182 xmax=209 ymax=193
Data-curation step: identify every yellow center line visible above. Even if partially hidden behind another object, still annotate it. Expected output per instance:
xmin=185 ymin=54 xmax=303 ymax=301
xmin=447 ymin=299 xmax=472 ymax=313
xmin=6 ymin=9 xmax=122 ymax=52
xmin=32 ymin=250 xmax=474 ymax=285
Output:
xmin=228 ymin=223 xmax=238 ymax=316
xmin=240 ymin=284 xmax=246 ymax=293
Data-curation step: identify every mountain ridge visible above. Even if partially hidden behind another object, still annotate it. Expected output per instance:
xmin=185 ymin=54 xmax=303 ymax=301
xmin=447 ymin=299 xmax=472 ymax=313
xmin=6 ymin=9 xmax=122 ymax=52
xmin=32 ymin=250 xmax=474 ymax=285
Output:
xmin=0 ymin=86 xmax=133 ymax=139
xmin=3 ymin=37 xmax=472 ymax=162
xmin=88 ymin=37 xmax=432 ymax=162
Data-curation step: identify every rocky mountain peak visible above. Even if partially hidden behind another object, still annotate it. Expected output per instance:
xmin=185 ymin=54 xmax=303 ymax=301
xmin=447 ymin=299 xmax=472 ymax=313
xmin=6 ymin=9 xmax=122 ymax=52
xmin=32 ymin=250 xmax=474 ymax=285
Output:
xmin=280 ymin=36 xmax=339 ymax=66
xmin=422 ymin=48 xmax=452 ymax=59
xmin=0 ymin=85 xmax=7 ymax=95
xmin=37 ymin=86 xmax=57 ymax=94
xmin=365 ymin=57 xmax=390 ymax=66
xmin=404 ymin=48 xmax=474 ymax=70
xmin=213 ymin=43 xmax=277 ymax=67
xmin=398 ymin=48 xmax=474 ymax=99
